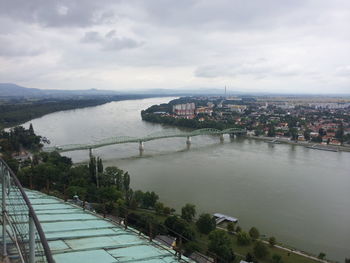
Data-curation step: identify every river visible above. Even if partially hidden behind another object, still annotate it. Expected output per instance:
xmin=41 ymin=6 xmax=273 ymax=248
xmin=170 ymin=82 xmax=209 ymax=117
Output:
xmin=23 ymin=97 xmax=350 ymax=261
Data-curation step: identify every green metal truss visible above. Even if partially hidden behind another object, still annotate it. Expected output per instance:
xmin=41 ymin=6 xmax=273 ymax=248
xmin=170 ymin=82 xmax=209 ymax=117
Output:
xmin=44 ymin=128 xmax=246 ymax=153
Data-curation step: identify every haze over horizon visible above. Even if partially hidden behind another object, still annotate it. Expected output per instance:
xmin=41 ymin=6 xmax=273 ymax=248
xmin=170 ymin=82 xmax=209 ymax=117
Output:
xmin=0 ymin=0 xmax=349 ymax=94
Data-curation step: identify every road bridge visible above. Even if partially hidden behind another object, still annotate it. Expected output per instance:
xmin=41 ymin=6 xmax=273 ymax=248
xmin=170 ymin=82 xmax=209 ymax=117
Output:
xmin=44 ymin=128 xmax=246 ymax=153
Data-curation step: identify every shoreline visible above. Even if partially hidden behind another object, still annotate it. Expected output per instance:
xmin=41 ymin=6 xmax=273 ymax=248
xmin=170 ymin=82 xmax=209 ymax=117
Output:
xmin=247 ymin=135 xmax=350 ymax=152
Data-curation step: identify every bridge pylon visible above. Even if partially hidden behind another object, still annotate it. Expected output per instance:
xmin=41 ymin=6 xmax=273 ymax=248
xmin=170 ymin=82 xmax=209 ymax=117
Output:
xmin=139 ymin=141 xmax=144 ymax=152
xmin=186 ymin=136 xmax=191 ymax=145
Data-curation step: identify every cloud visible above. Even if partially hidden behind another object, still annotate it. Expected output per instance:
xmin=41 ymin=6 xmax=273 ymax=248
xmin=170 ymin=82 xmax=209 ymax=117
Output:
xmin=0 ymin=0 xmax=350 ymax=93
xmin=0 ymin=36 xmax=43 ymax=57
xmin=80 ymin=30 xmax=143 ymax=51
xmin=194 ymin=61 xmax=305 ymax=79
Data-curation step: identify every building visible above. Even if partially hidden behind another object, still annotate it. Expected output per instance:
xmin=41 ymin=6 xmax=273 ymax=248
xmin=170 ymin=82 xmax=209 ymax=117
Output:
xmin=172 ymin=103 xmax=195 ymax=118
xmin=195 ymin=107 xmax=213 ymax=116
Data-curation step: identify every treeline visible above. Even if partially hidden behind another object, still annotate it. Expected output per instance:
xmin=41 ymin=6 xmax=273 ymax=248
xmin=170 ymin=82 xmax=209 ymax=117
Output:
xmin=141 ymin=112 xmax=237 ymax=130
xmin=0 ymin=124 xmax=42 ymax=153
xmin=0 ymin=95 xmax=161 ymax=128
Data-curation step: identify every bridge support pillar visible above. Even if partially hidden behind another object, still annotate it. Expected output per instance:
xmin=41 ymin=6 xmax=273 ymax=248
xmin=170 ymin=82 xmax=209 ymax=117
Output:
xmin=186 ymin=136 xmax=191 ymax=145
xmin=139 ymin=141 xmax=144 ymax=153
xmin=219 ymin=134 xmax=224 ymax=143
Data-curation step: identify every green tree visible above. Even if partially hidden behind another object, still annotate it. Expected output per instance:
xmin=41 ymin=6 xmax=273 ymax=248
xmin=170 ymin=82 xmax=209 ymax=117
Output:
xmin=345 ymin=258 xmax=350 ymax=263
xmin=164 ymin=215 xmax=195 ymax=241
xmin=227 ymin=222 xmax=235 ymax=232
xmin=97 ymin=186 xmax=122 ymax=216
xmin=155 ymin=202 xmax=164 ymax=215
xmin=237 ymin=231 xmax=251 ymax=246
xmin=123 ymin=172 xmax=130 ymax=192
xmin=303 ymin=129 xmax=311 ymax=141
xmin=142 ymin=191 xmax=159 ymax=208
xmin=253 ymin=241 xmax=269 ymax=259
xmin=318 ymin=252 xmax=326 ymax=260
xmin=66 ymin=186 xmax=87 ymax=200
xmin=272 ymin=254 xmax=283 ymax=263
xmin=133 ymin=190 xmax=144 ymax=207
xmin=89 ymin=156 xmax=97 ymax=186
xmin=181 ymin=203 xmax=196 ymax=222
xmin=269 ymin=236 xmax=276 ymax=246
xmin=236 ymin=226 xmax=242 ymax=233
xmin=249 ymin=227 xmax=260 ymax=240
xmin=267 ymin=125 xmax=276 ymax=137
xmin=97 ymin=157 xmax=103 ymax=173
xmin=28 ymin=123 xmax=34 ymax=135
xmin=208 ymin=230 xmax=235 ymax=263
xmin=335 ymin=123 xmax=344 ymax=144
xmin=196 ymin=213 xmax=216 ymax=235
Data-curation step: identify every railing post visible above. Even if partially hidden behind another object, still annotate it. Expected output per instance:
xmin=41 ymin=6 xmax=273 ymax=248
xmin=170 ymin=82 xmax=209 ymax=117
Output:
xmin=29 ymin=213 xmax=36 ymax=263
xmin=2 ymin=163 xmax=8 ymax=260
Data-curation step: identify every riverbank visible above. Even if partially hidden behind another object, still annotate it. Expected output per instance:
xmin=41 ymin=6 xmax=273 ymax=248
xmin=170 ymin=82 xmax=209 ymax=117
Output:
xmin=247 ymin=135 xmax=350 ymax=152
xmin=0 ymin=94 xmax=171 ymax=129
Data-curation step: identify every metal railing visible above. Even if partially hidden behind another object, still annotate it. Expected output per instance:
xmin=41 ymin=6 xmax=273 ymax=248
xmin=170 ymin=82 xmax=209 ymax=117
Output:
xmin=0 ymin=158 xmax=54 ymax=263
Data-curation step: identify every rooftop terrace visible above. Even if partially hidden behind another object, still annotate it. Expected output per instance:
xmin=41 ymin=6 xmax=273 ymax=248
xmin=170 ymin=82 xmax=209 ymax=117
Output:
xmin=25 ymin=190 xmax=193 ymax=263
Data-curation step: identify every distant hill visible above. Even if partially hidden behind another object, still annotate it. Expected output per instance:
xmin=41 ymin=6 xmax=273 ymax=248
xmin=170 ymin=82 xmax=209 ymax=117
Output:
xmin=0 ymin=83 xmax=122 ymax=98
xmin=0 ymin=83 xmax=227 ymax=98
xmin=0 ymin=83 xmax=44 ymax=97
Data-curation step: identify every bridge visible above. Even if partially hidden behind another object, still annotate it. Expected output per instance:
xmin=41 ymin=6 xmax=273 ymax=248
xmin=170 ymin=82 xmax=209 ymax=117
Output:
xmin=44 ymin=128 xmax=246 ymax=153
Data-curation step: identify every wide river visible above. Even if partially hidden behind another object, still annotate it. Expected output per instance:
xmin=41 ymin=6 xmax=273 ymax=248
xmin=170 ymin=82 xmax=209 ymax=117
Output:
xmin=23 ymin=97 xmax=349 ymax=261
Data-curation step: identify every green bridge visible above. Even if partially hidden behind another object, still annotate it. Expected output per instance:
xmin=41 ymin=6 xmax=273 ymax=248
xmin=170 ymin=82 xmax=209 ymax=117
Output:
xmin=44 ymin=128 xmax=246 ymax=153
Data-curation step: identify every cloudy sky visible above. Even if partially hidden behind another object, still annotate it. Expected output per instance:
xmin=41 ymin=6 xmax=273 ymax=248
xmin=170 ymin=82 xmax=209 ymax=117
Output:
xmin=0 ymin=0 xmax=349 ymax=94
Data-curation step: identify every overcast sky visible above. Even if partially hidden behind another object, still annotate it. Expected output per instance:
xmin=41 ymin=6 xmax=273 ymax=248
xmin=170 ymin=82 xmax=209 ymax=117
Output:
xmin=0 ymin=0 xmax=349 ymax=94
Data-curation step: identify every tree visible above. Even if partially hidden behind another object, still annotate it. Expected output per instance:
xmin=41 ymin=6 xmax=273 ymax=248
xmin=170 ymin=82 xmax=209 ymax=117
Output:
xmin=249 ymin=227 xmax=260 ymax=240
xmin=97 ymin=157 xmax=103 ymax=173
xmin=335 ymin=123 xmax=344 ymax=144
xmin=142 ymin=191 xmax=159 ymax=208
xmin=89 ymin=156 xmax=97 ymax=186
xmin=227 ymin=222 xmax=235 ymax=232
xmin=267 ymin=125 xmax=276 ymax=137
xmin=164 ymin=215 xmax=195 ymax=241
xmin=66 ymin=186 xmax=87 ymax=200
xmin=208 ymin=230 xmax=235 ymax=263
xmin=303 ymin=129 xmax=311 ymax=141
xmin=269 ymin=236 xmax=276 ymax=246
xmin=319 ymin=128 xmax=326 ymax=137
xmin=318 ymin=252 xmax=326 ymax=260
xmin=29 ymin=123 xmax=35 ymax=135
xmin=345 ymin=258 xmax=350 ymax=263
xmin=123 ymin=172 xmax=130 ymax=192
xmin=237 ymin=231 xmax=251 ymax=246
xmin=253 ymin=241 xmax=269 ymax=259
xmin=181 ymin=203 xmax=196 ymax=222
xmin=196 ymin=213 xmax=216 ymax=235
xmin=155 ymin=202 xmax=164 ymax=215
xmin=290 ymin=128 xmax=298 ymax=141
xmin=133 ymin=190 xmax=144 ymax=207
xmin=272 ymin=254 xmax=283 ymax=263
xmin=236 ymin=226 xmax=242 ymax=233
xmin=245 ymin=252 xmax=253 ymax=262
xmin=97 ymin=186 xmax=122 ymax=216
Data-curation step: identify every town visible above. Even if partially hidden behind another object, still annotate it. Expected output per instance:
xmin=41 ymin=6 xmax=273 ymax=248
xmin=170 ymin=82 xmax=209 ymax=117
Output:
xmin=141 ymin=96 xmax=350 ymax=148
